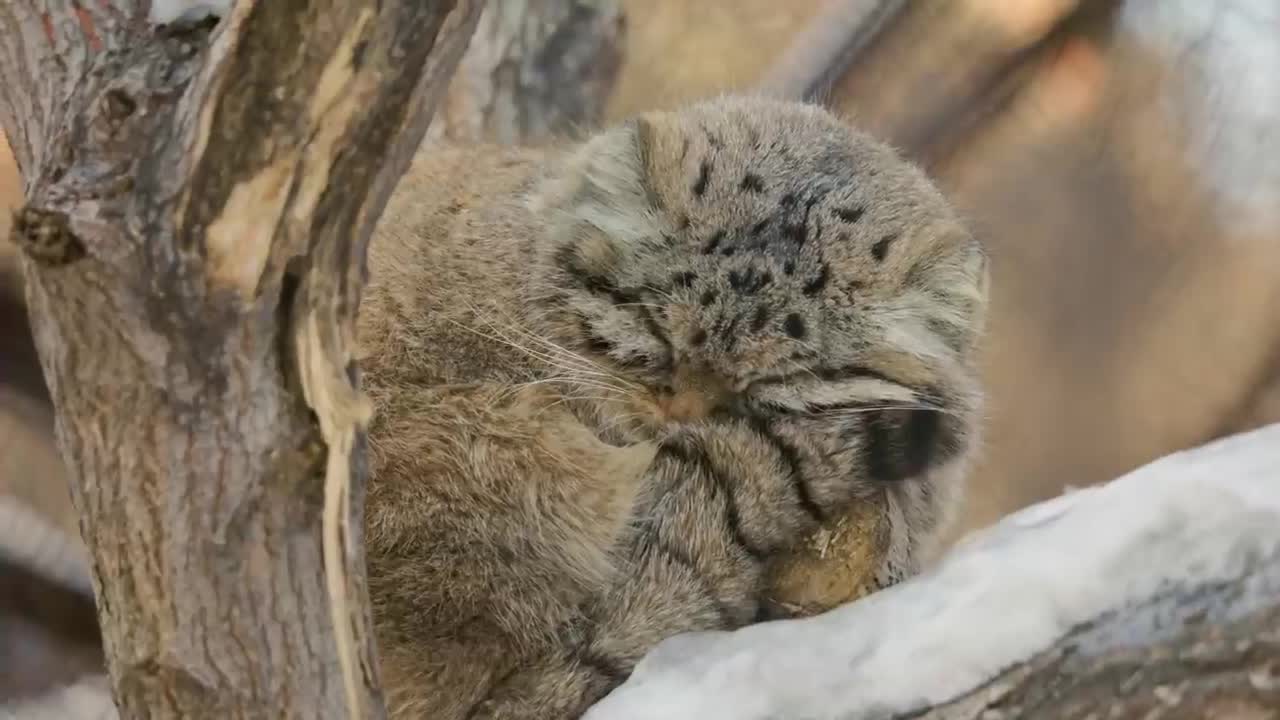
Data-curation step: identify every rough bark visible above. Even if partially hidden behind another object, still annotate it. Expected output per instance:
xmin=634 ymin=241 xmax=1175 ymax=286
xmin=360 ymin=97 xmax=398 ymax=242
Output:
xmin=0 ymin=0 xmax=483 ymax=716
xmin=912 ymin=558 xmax=1280 ymax=720
xmin=428 ymin=0 xmax=625 ymax=144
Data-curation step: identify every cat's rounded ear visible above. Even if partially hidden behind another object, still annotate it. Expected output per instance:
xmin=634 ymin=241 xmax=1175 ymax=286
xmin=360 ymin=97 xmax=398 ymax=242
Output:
xmin=919 ymin=228 xmax=990 ymax=356
xmin=632 ymin=111 xmax=691 ymax=214
xmin=967 ymin=242 xmax=991 ymax=340
xmin=528 ymin=116 xmax=678 ymax=250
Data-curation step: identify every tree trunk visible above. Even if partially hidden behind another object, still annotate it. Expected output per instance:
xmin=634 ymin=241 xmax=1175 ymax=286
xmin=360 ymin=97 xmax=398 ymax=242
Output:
xmin=0 ymin=0 xmax=483 ymax=716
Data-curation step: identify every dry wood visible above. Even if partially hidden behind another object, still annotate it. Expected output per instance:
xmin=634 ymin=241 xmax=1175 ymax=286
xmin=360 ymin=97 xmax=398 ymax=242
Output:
xmin=0 ymin=0 xmax=483 ymax=715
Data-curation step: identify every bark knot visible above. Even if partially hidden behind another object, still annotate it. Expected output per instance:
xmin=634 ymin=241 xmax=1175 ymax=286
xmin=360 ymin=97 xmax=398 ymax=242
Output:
xmin=11 ymin=206 xmax=87 ymax=267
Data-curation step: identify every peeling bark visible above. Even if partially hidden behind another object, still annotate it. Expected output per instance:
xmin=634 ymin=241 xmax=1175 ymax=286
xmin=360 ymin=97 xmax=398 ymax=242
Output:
xmin=0 ymin=0 xmax=483 ymax=715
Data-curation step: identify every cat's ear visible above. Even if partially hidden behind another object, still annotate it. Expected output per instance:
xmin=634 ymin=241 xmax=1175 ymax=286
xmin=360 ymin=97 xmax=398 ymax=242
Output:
xmin=528 ymin=114 xmax=684 ymax=253
xmin=964 ymin=241 xmax=991 ymax=341
xmin=632 ymin=111 xmax=691 ymax=212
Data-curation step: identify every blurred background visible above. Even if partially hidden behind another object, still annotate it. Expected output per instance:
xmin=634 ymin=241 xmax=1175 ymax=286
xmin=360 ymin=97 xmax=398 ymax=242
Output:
xmin=3 ymin=0 xmax=1278 ymax=705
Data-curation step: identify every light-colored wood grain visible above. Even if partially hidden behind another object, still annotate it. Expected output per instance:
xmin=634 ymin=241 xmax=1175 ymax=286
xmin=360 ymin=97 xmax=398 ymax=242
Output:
xmin=1 ymin=131 xmax=20 ymax=291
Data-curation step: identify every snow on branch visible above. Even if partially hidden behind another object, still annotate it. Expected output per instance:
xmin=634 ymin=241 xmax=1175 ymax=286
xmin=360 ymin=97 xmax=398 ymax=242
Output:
xmin=148 ymin=0 xmax=233 ymax=26
xmin=587 ymin=422 xmax=1280 ymax=720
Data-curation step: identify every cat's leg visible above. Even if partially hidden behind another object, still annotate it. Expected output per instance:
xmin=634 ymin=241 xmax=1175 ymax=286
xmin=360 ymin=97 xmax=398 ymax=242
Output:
xmin=469 ymin=412 xmax=877 ymax=718
xmin=364 ymin=385 xmax=655 ymax=719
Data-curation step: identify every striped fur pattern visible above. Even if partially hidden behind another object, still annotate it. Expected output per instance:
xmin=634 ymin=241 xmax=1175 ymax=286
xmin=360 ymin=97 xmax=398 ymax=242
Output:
xmin=358 ymin=97 xmax=988 ymax=719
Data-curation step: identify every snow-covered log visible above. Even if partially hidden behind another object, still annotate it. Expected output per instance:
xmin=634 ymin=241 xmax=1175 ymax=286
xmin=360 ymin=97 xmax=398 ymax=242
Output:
xmin=588 ymin=422 xmax=1280 ymax=719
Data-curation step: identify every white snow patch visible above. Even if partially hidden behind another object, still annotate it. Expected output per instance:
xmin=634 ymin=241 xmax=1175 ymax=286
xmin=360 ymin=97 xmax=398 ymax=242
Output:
xmin=586 ymin=422 xmax=1280 ymax=720
xmin=149 ymin=0 xmax=232 ymax=25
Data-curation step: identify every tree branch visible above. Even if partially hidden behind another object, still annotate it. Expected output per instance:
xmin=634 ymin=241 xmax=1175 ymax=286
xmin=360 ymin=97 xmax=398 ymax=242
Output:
xmin=0 ymin=0 xmax=483 ymax=715
xmin=760 ymin=0 xmax=1120 ymax=164
xmin=913 ymin=559 xmax=1280 ymax=719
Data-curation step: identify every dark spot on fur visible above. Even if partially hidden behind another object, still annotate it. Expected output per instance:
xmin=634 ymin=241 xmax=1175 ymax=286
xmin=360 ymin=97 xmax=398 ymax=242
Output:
xmin=835 ymin=206 xmax=865 ymax=223
xmin=750 ymin=305 xmax=771 ymax=332
xmin=722 ymin=313 xmax=742 ymax=350
xmin=636 ymin=306 xmax=674 ymax=367
xmin=728 ymin=268 xmax=772 ymax=295
xmin=751 ymin=219 xmax=769 ymax=236
xmin=794 ymin=195 xmax=822 ymax=246
xmin=700 ymin=288 xmax=719 ymax=306
xmin=580 ymin=319 xmax=614 ymax=354
xmin=720 ymin=244 xmax=736 ymax=257
xmin=689 ymin=327 xmax=708 ymax=346
xmin=702 ymin=230 xmax=725 ymax=255
xmin=679 ymin=215 xmax=691 ymax=230
xmin=693 ymin=160 xmax=712 ymax=197
xmin=862 ymin=409 xmax=943 ymax=483
xmin=740 ymin=173 xmax=765 ymax=193
xmin=872 ymin=234 xmax=897 ymax=262
xmin=783 ymin=260 xmax=795 ymax=276
xmin=672 ymin=271 xmax=697 ymax=289
xmin=803 ymin=263 xmax=829 ymax=296
xmin=785 ymin=223 xmax=806 ymax=245
xmin=780 ymin=193 xmax=798 ymax=207
xmin=783 ymin=313 xmax=806 ymax=339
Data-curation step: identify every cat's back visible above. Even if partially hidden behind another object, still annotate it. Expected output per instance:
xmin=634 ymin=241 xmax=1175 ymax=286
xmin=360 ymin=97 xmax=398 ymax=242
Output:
xmin=360 ymin=143 xmax=553 ymax=387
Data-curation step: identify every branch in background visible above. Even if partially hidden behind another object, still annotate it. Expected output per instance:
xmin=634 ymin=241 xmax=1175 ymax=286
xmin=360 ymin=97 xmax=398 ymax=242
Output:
xmin=586 ymin=423 xmax=1280 ymax=720
xmin=756 ymin=0 xmax=908 ymax=102
xmin=0 ymin=0 xmax=483 ymax=715
xmin=429 ymin=0 xmax=626 ymax=144
xmin=760 ymin=0 xmax=1119 ymax=164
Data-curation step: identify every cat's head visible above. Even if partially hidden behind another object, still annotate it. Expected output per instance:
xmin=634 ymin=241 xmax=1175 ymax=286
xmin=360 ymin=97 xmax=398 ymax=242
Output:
xmin=529 ymin=96 xmax=987 ymax=523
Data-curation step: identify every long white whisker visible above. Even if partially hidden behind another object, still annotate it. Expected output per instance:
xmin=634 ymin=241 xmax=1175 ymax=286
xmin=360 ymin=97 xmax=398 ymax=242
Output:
xmin=461 ymin=304 xmax=644 ymax=391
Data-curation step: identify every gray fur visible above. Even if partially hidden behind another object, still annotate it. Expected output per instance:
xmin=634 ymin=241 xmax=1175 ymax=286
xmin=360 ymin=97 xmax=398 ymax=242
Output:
xmin=359 ymin=97 xmax=988 ymax=718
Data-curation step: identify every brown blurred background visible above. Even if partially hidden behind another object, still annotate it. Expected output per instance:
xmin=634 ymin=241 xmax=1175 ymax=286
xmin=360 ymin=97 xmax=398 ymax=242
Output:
xmin=3 ymin=0 xmax=1279 ymax=705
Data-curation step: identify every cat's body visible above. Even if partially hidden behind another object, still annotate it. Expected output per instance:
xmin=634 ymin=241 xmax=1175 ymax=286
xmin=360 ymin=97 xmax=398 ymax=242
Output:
xmin=360 ymin=97 xmax=989 ymax=718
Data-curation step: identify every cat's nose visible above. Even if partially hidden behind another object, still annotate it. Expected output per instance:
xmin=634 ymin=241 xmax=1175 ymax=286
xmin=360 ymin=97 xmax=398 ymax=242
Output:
xmin=656 ymin=363 xmax=730 ymax=422
xmin=659 ymin=389 xmax=715 ymax=423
